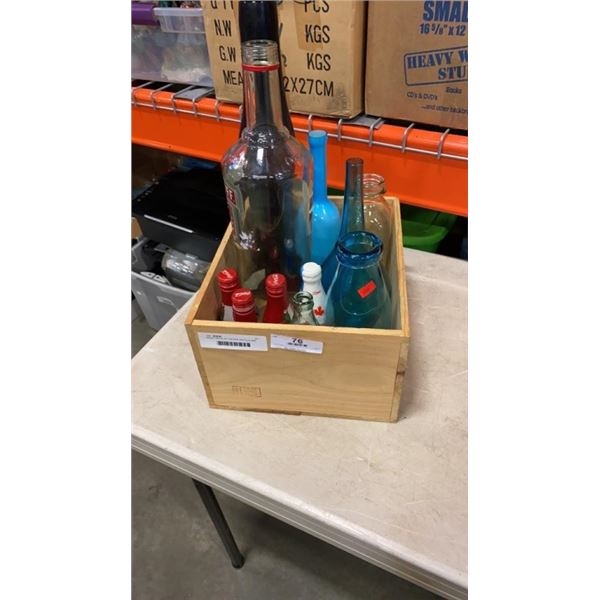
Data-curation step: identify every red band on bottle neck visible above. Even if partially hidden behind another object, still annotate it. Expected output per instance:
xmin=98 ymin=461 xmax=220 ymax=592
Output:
xmin=242 ymin=63 xmax=279 ymax=72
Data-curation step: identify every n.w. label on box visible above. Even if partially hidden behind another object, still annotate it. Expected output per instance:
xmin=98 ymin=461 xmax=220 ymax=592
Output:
xmin=404 ymin=45 xmax=468 ymax=86
xmin=198 ymin=332 xmax=268 ymax=352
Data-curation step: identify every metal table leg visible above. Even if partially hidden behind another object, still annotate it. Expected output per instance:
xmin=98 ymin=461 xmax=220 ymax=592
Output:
xmin=192 ymin=479 xmax=245 ymax=569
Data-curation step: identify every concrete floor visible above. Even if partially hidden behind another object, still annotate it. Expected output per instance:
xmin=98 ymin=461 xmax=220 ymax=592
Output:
xmin=132 ymin=318 xmax=441 ymax=600
xmin=132 ymin=313 xmax=156 ymax=357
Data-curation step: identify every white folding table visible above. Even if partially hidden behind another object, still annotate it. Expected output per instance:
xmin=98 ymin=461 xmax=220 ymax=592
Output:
xmin=132 ymin=248 xmax=467 ymax=599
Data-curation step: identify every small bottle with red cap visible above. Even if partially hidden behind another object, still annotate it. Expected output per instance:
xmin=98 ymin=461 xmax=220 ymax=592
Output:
xmin=232 ymin=288 xmax=258 ymax=323
xmin=217 ymin=268 xmax=239 ymax=321
xmin=263 ymin=273 xmax=290 ymax=324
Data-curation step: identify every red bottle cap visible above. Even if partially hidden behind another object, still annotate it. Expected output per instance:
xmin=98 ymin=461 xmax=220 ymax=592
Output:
xmin=265 ymin=273 xmax=287 ymax=298
xmin=217 ymin=268 xmax=239 ymax=291
xmin=231 ymin=288 xmax=256 ymax=315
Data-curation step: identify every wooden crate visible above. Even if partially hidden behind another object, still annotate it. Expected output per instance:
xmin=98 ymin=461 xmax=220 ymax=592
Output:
xmin=185 ymin=197 xmax=410 ymax=422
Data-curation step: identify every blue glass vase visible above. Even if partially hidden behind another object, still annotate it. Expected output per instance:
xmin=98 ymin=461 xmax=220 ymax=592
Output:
xmin=325 ymin=231 xmax=392 ymax=329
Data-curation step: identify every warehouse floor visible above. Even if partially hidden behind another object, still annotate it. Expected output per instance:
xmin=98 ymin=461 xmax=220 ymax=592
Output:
xmin=132 ymin=318 xmax=441 ymax=600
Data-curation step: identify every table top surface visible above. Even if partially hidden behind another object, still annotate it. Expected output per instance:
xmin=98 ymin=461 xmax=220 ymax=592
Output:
xmin=132 ymin=248 xmax=467 ymax=597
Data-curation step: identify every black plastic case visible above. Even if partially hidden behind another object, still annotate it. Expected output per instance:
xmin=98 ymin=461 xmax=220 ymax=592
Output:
xmin=132 ymin=168 xmax=230 ymax=262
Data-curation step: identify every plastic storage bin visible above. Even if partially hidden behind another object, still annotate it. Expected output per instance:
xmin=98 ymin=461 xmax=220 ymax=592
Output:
xmin=132 ymin=6 xmax=212 ymax=86
xmin=154 ymin=7 xmax=205 ymax=33
xmin=132 ymin=296 xmax=142 ymax=322
xmin=132 ymin=271 xmax=193 ymax=331
xmin=131 ymin=237 xmax=160 ymax=272
xmin=132 ymin=239 xmax=194 ymax=331
xmin=401 ymin=206 xmax=458 ymax=253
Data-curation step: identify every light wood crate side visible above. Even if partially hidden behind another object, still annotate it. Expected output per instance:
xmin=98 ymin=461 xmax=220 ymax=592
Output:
xmin=388 ymin=199 xmax=410 ymax=420
xmin=185 ymin=226 xmax=232 ymax=407
xmin=191 ymin=320 xmax=404 ymax=421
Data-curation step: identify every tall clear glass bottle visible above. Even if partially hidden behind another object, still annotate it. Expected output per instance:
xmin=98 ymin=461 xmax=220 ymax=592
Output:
xmin=238 ymin=1 xmax=294 ymax=136
xmin=363 ymin=174 xmax=392 ymax=271
xmin=325 ymin=231 xmax=392 ymax=329
xmin=222 ymin=40 xmax=312 ymax=291
xmin=321 ymin=158 xmax=364 ymax=291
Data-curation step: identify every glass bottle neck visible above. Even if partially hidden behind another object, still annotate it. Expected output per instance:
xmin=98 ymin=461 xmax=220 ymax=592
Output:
xmin=243 ymin=68 xmax=285 ymax=131
xmin=340 ymin=159 xmax=364 ymax=236
xmin=363 ymin=174 xmax=385 ymax=199
xmin=267 ymin=293 xmax=287 ymax=307
xmin=336 ymin=231 xmax=383 ymax=268
xmin=291 ymin=292 xmax=316 ymax=323
xmin=293 ymin=305 xmax=315 ymax=321
xmin=310 ymin=134 xmax=328 ymax=202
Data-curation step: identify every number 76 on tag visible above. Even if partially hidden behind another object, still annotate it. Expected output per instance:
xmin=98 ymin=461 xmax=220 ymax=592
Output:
xmin=270 ymin=334 xmax=323 ymax=354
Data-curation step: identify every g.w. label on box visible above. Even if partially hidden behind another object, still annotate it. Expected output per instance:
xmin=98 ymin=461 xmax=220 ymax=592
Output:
xmin=199 ymin=332 xmax=268 ymax=352
xmin=270 ymin=334 xmax=323 ymax=355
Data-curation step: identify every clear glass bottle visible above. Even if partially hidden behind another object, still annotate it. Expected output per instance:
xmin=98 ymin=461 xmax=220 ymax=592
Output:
xmin=363 ymin=174 xmax=392 ymax=271
xmin=289 ymin=291 xmax=319 ymax=326
xmin=221 ymin=40 xmax=312 ymax=291
xmin=238 ymin=1 xmax=294 ymax=137
xmin=321 ymin=158 xmax=364 ymax=291
xmin=325 ymin=231 xmax=392 ymax=329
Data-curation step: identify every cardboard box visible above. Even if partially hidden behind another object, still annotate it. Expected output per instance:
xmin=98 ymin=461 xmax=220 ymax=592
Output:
xmin=365 ymin=1 xmax=468 ymax=130
xmin=201 ymin=0 xmax=365 ymax=118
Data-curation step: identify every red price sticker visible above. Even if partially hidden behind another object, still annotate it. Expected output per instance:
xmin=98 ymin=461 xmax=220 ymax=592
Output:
xmin=357 ymin=280 xmax=377 ymax=299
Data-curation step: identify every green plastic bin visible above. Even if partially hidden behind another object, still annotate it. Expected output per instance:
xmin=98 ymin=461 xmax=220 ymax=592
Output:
xmin=401 ymin=206 xmax=457 ymax=253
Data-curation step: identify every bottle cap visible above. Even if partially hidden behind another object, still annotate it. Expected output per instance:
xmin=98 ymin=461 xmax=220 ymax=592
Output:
xmin=301 ymin=262 xmax=322 ymax=283
xmin=232 ymin=288 xmax=256 ymax=315
xmin=265 ymin=273 xmax=287 ymax=298
xmin=217 ymin=268 xmax=239 ymax=291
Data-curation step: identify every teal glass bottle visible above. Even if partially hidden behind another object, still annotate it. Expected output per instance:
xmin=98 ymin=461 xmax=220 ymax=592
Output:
xmin=325 ymin=231 xmax=392 ymax=329
xmin=309 ymin=130 xmax=340 ymax=265
xmin=321 ymin=157 xmax=364 ymax=291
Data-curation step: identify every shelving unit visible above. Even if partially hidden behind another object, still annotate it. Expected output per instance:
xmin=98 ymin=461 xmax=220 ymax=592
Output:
xmin=132 ymin=82 xmax=468 ymax=217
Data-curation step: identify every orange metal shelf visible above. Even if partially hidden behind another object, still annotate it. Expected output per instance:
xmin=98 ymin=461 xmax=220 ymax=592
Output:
xmin=132 ymin=87 xmax=468 ymax=216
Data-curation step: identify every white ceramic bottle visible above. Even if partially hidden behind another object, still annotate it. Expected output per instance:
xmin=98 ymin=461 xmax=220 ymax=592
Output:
xmin=301 ymin=262 xmax=328 ymax=325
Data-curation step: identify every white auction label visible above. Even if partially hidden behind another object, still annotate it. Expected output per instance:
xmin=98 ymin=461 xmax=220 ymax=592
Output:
xmin=198 ymin=332 xmax=268 ymax=352
xmin=270 ymin=334 xmax=323 ymax=355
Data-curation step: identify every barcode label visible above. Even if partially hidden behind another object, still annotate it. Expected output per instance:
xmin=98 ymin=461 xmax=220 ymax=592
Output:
xmin=198 ymin=332 xmax=268 ymax=352
xmin=217 ymin=340 xmax=251 ymax=348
